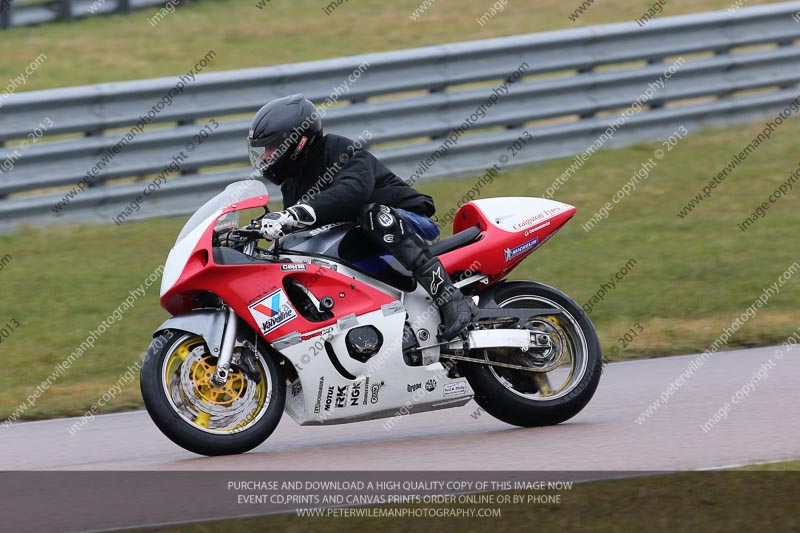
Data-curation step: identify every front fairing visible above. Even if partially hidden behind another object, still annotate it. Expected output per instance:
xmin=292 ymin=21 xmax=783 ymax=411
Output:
xmin=160 ymin=180 xmax=269 ymax=298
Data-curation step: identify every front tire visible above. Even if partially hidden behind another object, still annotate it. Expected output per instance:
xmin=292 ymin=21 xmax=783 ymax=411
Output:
xmin=140 ymin=330 xmax=285 ymax=456
xmin=463 ymin=281 xmax=602 ymax=427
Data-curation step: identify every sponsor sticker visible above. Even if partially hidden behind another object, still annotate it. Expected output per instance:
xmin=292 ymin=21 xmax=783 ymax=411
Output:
xmin=524 ymin=221 xmax=550 ymax=237
xmin=309 ymin=223 xmax=345 ymax=236
xmin=248 ymin=289 xmax=297 ymax=334
xmin=324 ymin=386 xmax=335 ymax=412
xmin=314 ymin=377 xmax=325 ymax=414
xmin=291 ymin=381 xmax=303 ymax=397
xmin=407 ymin=383 xmax=422 ymax=393
xmin=281 ymin=263 xmax=307 ymax=271
xmin=247 ymin=285 xmax=279 ymax=305
xmin=443 ymin=380 xmax=467 ymax=398
xmin=350 ymin=381 xmax=362 ymax=406
xmin=335 ymin=386 xmax=348 ymax=409
xmin=370 ymin=383 xmax=381 ymax=404
xmin=305 ymin=258 xmax=338 ymax=271
xmin=378 ymin=213 xmax=394 ymax=227
xmin=503 ymin=237 xmax=539 ymax=262
xmin=511 ymin=208 xmax=563 ymax=231
xmin=425 ymin=379 xmax=437 ymax=392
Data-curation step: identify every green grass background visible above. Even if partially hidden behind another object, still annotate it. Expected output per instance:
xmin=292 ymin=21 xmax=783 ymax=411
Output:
xmin=0 ymin=0 xmax=785 ymax=91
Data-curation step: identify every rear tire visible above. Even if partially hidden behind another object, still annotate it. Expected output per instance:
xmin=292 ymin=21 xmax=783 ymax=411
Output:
xmin=463 ymin=281 xmax=602 ymax=427
xmin=140 ymin=330 xmax=285 ymax=456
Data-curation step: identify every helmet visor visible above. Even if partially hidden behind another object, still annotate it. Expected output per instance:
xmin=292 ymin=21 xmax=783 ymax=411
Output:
xmin=247 ymin=134 xmax=289 ymax=174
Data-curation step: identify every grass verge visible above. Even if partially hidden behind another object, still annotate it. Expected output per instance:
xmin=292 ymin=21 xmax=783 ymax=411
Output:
xmin=0 ymin=0 xmax=784 ymax=91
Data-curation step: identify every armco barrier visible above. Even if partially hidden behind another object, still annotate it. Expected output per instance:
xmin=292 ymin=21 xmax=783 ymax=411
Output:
xmin=1 ymin=2 xmax=800 ymax=225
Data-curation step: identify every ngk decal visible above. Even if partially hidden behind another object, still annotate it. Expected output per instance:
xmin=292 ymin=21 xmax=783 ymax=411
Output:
xmin=350 ymin=381 xmax=362 ymax=406
xmin=248 ymin=289 xmax=297 ymax=334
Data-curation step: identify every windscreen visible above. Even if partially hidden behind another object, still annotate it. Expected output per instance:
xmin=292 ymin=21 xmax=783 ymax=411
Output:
xmin=175 ymin=180 xmax=268 ymax=243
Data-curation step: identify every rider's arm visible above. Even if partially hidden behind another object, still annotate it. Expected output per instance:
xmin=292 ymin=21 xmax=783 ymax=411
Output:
xmin=303 ymin=150 xmax=376 ymax=225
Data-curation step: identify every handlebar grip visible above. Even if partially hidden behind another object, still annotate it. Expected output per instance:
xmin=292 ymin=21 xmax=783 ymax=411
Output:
xmin=231 ymin=229 xmax=262 ymax=239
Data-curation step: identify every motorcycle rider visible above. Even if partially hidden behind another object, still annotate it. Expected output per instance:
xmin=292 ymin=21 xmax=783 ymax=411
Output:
xmin=246 ymin=94 xmax=476 ymax=341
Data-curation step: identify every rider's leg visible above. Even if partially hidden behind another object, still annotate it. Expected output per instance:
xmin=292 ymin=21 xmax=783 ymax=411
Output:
xmin=359 ymin=204 xmax=476 ymax=341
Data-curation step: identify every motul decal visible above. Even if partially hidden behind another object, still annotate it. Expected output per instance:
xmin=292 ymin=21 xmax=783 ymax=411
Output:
xmin=248 ymin=289 xmax=297 ymax=334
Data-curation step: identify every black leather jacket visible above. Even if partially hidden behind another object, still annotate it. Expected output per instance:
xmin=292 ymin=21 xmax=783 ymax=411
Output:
xmin=280 ymin=133 xmax=435 ymax=225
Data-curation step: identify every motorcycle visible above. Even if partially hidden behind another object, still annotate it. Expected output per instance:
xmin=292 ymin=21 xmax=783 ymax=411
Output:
xmin=140 ymin=179 xmax=602 ymax=456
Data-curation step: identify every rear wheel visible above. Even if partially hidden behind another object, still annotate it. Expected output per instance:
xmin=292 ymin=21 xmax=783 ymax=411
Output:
xmin=462 ymin=281 xmax=602 ymax=427
xmin=140 ymin=330 xmax=285 ymax=456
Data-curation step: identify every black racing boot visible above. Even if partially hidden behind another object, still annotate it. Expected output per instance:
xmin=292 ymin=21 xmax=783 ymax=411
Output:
xmin=413 ymin=255 xmax=477 ymax=341
xmin=358 ymin=204 xmax=477 ymax=341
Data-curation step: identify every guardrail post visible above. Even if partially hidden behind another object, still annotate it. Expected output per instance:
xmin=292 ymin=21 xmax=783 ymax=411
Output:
xmin=0 ymin=0 xmax=12 ymax=29
xmin=57 ymin=0 xmax=73 ymax=21
xmin=117 ymin=0 xmax=132 ymax=13
xmin=177 ymin=119 xmax=194 ymax=175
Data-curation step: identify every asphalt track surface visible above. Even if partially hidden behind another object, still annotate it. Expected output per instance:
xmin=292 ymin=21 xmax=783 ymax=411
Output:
xmin=3 ymin=345 xmax=798 ymax=471
xmin=1 ymin=345 xmax=797 ymax=532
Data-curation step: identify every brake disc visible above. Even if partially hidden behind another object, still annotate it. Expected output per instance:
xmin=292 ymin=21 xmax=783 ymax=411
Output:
xmin=176 ymin=350 xmax=259 ymax=427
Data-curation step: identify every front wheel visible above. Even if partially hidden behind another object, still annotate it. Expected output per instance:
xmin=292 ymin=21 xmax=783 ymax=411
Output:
xmin=463 ymin=281 xmax=602 ymax=427
xmin=140 ymin=330 xmax=285 ymax=456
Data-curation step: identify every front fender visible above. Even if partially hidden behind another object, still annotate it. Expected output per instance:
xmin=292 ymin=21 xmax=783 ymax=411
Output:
xmin=154 ymin=309 xmax=227 ymax=356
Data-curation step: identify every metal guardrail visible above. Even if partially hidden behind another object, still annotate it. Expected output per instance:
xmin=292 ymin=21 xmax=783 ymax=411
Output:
xmin=0 ymin=0 xmax=169 ymax=29
xmin=2 ymin=2 xmax=800 ymax=225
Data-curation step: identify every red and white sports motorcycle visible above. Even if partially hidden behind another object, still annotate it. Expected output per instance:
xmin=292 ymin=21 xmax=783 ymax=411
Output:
xmin=141 ymin=180 xmax=602 ymax=456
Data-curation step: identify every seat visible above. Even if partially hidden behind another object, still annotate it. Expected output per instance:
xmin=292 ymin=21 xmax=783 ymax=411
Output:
xmin=429 ymin=226 xmax=482 ymax=256
xmin=281 ymin=224 xmax=481 ymax=293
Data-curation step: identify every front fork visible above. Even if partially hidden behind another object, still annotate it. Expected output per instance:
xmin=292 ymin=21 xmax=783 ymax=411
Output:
xmin=212 ymin=240 xmax=256 ymax=385
xmin=212 ymin=306 xmax=238 ymax=385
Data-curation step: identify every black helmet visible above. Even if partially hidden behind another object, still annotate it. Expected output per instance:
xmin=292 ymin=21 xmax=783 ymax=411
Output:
xmin=247 ymin=94 xmax=322 ymax=184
